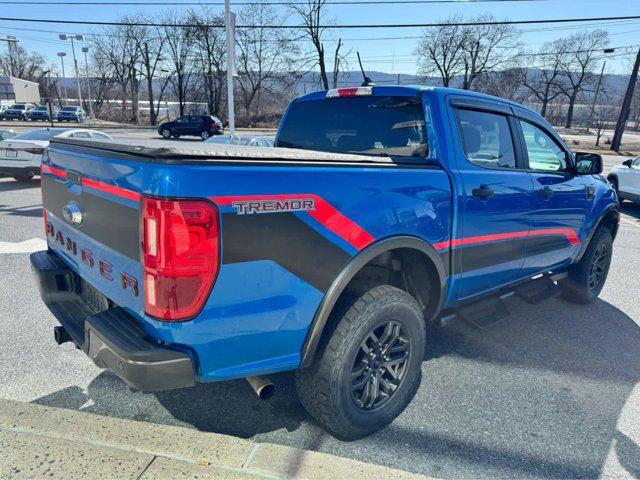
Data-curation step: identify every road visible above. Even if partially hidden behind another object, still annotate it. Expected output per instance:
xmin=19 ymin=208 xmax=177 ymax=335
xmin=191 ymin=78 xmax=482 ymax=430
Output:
xmin=0 ymin=134 xmax=639 ymax=478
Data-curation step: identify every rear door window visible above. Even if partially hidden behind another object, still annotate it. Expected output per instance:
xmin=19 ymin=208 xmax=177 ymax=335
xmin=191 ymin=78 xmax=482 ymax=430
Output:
xmin=456 ymin=109 xmax=517 ymax=169
xmin=277 ymin=96 xmax=428 ymax=158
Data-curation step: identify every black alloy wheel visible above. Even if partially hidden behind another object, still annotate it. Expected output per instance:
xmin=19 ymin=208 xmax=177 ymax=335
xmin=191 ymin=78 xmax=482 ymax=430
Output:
xmin=351 ymin=321 xmax=410 ymax=410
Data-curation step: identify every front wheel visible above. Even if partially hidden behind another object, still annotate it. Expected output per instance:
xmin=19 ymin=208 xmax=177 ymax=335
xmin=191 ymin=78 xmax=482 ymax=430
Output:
xmin=559 ymin=227 xmax=613 ymax=304
xmin=296 ymin=285 xmax=425 ymax=440
xmin=161 ymin=129 xmax=171 ymax=139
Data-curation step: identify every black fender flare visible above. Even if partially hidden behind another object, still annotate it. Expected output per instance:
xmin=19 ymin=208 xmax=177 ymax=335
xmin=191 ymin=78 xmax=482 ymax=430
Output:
xmin=574 ymin=204 xmax=620 ymax=264
xmin=299 ymin=235 xmax=447 ymax=369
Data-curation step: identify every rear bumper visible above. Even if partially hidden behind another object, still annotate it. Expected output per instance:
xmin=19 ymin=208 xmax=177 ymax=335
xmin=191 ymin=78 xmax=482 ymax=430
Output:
xmin=0 ymin=165 xmax=40 ymax=175
xmin=30 ymin=250 xmax=195 ymax=391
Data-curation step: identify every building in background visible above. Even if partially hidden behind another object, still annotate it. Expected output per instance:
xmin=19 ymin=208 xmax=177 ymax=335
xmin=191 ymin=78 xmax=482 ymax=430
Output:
xmin=0 ymin=76 xmax=41 ymax=106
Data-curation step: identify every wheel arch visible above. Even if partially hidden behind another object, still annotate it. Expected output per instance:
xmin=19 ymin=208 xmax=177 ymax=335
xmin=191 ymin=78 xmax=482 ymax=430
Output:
xmin=299 ymin=235 xmax=447 ymax=369
xmin=575 ymin=204 xmax=620 ymax=264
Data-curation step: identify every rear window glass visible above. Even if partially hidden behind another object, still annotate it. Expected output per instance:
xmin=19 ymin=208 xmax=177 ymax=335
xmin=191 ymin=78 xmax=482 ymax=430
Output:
xmin=35 ymin=106 xmax=48 ymax=110
xmin=14 ymin=129 xmax=68 ymax=140
xmin=277 ymin=96 xmax=428 ymax=158
xmin=62 ymin=107 xmax=78 ymax=111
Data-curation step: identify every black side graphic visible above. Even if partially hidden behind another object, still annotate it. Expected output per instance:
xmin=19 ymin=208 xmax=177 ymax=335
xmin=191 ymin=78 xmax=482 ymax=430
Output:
xmin=221 ymin=213 xmax=350 ymax=292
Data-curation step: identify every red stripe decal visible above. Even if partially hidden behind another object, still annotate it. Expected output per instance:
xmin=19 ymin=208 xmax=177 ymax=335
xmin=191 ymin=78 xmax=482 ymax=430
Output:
xmin=41 ymin=164 xmax=67 ymax=178
xmin=211 ymin=194 xmax=375 ymax=250
xmin=41 ymin=164 xmax=140 ymax=202
xmin=434 ymin=228 xmax=580 ymax=251
xmin=82 ymin=177 xmax=141 ymax=202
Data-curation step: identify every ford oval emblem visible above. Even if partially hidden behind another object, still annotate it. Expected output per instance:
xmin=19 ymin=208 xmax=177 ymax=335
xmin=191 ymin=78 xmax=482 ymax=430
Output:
xmin=62 ymin=201 xmax=83 ymax=226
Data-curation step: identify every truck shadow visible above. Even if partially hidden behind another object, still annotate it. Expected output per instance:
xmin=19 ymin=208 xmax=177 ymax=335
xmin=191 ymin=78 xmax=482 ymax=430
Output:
xmin=620 ymin=202 xmax=640 ymax=223
xmin=0 ymin=178 xmax=40 ymax=192
xmin=32 ymin=296 xmax=640 ymax=478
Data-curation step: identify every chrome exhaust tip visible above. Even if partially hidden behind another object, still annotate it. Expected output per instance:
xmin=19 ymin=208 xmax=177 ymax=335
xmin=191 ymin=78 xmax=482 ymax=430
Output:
xmin=246 ymin=376 xmax=275 ymax=400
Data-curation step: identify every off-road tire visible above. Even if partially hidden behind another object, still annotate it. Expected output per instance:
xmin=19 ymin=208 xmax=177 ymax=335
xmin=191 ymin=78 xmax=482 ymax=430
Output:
xmin=559 ymin=226 xmax=613 ymax=304
xmin=295 ymin=285 xmax=425 ymax=440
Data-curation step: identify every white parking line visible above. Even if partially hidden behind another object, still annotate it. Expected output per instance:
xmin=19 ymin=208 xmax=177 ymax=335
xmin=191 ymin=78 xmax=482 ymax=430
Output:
xmin=0 ymin=238 xmax=47 ymax=254
xmin=620 ymin=216 xmax=639 ymax=228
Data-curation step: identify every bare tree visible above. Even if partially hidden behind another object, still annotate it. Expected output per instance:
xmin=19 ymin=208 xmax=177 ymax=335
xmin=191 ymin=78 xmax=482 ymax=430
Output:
xmin=91 ymin=19 xmax=145 ymax=122
xmin=475 ymin=68 xmax=526 ymax=102
xmin=415 ymin=15 xmax=466 ymax=87
xmin=236 ymin=3 xmax=300 ymax=125
xmin=187 ymin=9 xmax=227 ymax=117
xmin=160 ymin=11 xmax=195 ymax=117
xmin=556 ymin=30 xmax=609 ymax=128
xmin=459 ymin=14 xmax=520 ymax=90
xmin=0 ymin=44 xmax=46 ymax=82
xmin=288 ymin=0 xmax=343 ymax=90
xmin=520 ymin=40 xmax=569 ymax=118
xmin=591 ymin=103 xmax=617 ymax=146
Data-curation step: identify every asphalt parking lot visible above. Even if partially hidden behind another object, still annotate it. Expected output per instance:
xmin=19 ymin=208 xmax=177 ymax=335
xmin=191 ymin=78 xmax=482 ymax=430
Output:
xmin=0 ymin=133 xmax=639 ymax=478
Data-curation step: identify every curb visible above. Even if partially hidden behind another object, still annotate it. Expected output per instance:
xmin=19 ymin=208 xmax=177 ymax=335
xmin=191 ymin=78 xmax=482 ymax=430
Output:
xmin=0 ymin=398 xmax=430 ymax=479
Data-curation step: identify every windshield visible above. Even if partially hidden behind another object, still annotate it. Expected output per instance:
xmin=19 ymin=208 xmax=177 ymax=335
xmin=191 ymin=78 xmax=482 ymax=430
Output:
xmin=62 ymin=107 xmax=78 ymax=111
xmin=206 ymin=136 xmax=241 ymax=145
xmin=35 ymin=106 xmax=48 ymax=111
xmin=10 ymin=105 xmax=25 ymax=110
xmin=13 ymin=129 xmax=68 ymax=140
xmin=277 ymin=96 xmax=428 ymax=158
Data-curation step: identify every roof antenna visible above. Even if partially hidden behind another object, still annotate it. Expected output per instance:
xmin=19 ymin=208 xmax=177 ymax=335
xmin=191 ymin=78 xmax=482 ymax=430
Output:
xmin=357 ymin=52 xmax=375 ymax=87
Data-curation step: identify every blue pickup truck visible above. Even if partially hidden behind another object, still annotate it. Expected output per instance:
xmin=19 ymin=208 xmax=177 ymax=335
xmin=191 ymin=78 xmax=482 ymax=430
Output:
xmin=31 ymin=86 xmax=619 ymax=439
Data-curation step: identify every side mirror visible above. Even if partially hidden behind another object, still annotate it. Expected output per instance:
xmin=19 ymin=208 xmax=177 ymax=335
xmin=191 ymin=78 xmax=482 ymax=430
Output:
xmin=622 ymin=159 xmax=633 ymax=168
xmin=575 ymin=152 xmax=603 ymax=175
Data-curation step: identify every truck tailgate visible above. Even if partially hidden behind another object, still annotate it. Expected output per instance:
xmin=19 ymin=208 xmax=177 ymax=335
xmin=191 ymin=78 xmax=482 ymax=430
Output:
xmin=42 ymin=143 xmax=144 ymax=317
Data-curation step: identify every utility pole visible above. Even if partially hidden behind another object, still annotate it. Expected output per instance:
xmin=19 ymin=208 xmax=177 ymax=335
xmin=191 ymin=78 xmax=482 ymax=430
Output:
xmin=57 ymin=52 xmax=68 ymax=105
xmin=612 ymin=48 xmax=640 ymax=152
xmin=82 ymin=46 xmax=94 ymax=119
xmin=225 ymin=0 xmax=236 ymax=135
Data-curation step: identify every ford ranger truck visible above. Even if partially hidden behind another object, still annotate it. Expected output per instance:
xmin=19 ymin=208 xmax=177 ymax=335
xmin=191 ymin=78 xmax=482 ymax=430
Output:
xmin=31 ymin=86 xmax=619 ymax=439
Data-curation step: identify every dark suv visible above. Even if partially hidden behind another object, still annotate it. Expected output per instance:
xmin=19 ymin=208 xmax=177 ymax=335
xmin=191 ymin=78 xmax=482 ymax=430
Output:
xmin=29 ymin=105 xmax=60 ymax=122
xmin=57 ymin=106 xmax=86 ymax=123
xmin=158 ymin=115 xmax=223 ymax=140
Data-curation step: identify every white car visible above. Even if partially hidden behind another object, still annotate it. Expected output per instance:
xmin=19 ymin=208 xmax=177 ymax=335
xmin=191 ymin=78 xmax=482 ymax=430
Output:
xmin=0 ymin=128 xmax=113 ymax=182
xmin=204 ymin=134 xmax=274 ymax=147
xmin=608 ymin=156 xmax=640 ymax=204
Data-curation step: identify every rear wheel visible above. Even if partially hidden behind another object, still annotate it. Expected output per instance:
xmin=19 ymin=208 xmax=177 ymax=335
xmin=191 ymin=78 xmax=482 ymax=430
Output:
xmin=13 ymin=171 xmax=36 ymax=182
xmin=200 ymin=130 xmax=211 ymax=140
xmin=295 ymin=285 xmax=425 ymax=440
xmin=559 ymin=227 xmax=613 ymax=304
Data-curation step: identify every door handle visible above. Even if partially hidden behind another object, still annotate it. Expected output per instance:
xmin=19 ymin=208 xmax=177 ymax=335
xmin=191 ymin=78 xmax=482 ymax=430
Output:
xmin=472 ymin=185 xmax=494 ymax=199
xmin=538 ymin=186 xmax=554 ymax=200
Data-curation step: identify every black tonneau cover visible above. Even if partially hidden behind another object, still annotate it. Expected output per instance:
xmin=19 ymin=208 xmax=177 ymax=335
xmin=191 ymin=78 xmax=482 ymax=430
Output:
xmin=49 ymin=137 xmax=405 ymax=166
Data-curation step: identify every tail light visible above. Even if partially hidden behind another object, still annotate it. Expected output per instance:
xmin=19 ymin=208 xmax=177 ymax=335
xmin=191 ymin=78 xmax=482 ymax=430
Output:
xmin=141 ymin=196 xmax=220 ymax=321
xmin=21 ymin=148 xmax=45 ymax=155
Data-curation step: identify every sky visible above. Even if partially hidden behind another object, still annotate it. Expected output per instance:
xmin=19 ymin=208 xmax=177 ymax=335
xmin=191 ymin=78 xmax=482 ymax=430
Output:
xmin=0 ymin=0 xmax=639 ymax=77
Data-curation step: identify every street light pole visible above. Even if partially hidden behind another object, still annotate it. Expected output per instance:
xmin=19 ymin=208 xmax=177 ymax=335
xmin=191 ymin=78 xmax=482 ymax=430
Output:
xmin=81 ymin=46 xmax=94 ymax=119
xmin=59 ymin=34 xmax=84 ymax=108
xmin=57 ymin=52 xmax=68 ymax=105
xmin=225 ymin=0 xmax=235 ymax=135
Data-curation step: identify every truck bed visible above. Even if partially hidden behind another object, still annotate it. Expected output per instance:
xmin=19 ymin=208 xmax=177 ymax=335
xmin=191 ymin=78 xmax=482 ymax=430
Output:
xmin=51 ymin=137 xmax=404 ymax=166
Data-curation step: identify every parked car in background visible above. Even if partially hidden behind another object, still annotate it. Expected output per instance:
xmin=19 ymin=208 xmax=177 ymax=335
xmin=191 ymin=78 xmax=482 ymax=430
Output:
xmin=0 ymin=128 xmax=112 ymax=181
xmin=29 ymin=105 xmax=60 ymax=122
xmin=3 ymin=103 xmax=36 ymax=121
xmin=57 ymin=106 xmax=86 ymax=123
xmin=0 ymin=128 xmax=15 ymax=141
xmin=608 ymin=156 xmax=640 ymax=204
xmin=204 ymin=134 xmax=274 ymax=147
xmin=0 ymin=105 xmax=10 ymax=120
xmin=158 ymin=115 xmax=223 ymax=140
